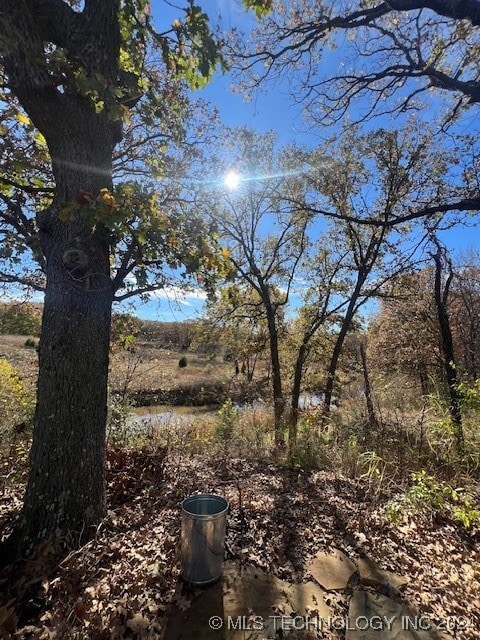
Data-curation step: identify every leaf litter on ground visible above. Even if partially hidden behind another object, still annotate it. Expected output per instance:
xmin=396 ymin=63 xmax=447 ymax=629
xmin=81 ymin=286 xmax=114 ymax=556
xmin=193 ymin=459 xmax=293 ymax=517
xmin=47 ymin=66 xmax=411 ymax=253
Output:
xmin=0 ymin=448 xmax=479 ymax=639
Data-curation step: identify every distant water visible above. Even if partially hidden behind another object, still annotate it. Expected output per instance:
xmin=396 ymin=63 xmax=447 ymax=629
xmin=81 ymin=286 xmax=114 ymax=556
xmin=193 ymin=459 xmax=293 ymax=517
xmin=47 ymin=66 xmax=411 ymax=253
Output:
xmin=129 ymin=394 xmax=323 ymax=426
xmin=128 ymin=404 xmax=215 ymax=427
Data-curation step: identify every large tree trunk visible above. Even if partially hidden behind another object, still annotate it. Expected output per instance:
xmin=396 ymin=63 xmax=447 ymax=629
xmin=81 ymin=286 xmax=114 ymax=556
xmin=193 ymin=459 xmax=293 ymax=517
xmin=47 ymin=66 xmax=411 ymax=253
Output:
xmin=0 ymin=0 xmax=122 ymax=553
xmin=20 ymin=273 xmax=112 ymax=547
xmin=17 ymin=115 xmax=117 ymax=550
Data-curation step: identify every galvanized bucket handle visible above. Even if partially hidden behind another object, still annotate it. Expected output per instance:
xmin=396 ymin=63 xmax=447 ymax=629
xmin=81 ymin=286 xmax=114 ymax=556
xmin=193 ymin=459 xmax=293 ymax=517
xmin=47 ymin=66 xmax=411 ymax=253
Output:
xmin=193 ymin=518 xmax=226 ymax=557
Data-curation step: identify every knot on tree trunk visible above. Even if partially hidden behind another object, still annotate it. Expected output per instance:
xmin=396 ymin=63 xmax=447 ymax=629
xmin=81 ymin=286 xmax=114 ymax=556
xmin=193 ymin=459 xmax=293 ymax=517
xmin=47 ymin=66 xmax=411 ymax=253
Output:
xmin=62 ymin=247 xmax=89 ymax=272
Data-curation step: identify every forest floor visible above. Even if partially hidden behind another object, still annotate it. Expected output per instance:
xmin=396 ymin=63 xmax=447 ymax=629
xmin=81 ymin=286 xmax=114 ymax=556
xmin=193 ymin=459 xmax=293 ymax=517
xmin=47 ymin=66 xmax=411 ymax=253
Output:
xmin=1 ymin=447 xmax=479 ymax=639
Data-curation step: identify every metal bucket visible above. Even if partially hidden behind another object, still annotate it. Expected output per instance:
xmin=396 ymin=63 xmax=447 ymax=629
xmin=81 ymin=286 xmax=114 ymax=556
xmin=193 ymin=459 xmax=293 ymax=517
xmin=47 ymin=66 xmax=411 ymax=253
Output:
xmin=180 ymin=493 xmax=229 ymax=586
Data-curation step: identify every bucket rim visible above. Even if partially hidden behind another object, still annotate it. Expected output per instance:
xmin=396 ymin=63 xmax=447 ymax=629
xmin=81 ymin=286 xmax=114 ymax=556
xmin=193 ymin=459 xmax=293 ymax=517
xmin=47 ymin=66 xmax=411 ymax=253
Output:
xmin=181 ymin=493 xmax=229 ymax=517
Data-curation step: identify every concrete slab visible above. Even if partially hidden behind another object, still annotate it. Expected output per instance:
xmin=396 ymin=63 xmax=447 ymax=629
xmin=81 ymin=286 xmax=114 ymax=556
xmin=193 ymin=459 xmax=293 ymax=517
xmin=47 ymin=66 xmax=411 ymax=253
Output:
xmin=358 ymin=556 xmax=409 ymax=592
xmin=222 ymin=562 xmax=331 ymax=639
xmin=346 ymin=590 xmax=453 ymax=640
xmin=308 ymin=549 xmax=357 ymax=591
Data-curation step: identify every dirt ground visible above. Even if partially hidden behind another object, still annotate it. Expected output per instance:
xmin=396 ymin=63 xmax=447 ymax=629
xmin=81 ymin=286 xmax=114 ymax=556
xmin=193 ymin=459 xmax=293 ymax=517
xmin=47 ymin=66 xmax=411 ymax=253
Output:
xmin=1 ymin=450 xmax=479 ymax=639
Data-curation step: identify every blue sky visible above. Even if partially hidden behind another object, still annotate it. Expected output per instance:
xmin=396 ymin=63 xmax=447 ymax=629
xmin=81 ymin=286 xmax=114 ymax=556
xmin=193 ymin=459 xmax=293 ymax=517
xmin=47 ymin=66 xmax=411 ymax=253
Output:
xmin=134 ymin=1 xmax=480 ymax=322
xmin=8 ymin=1 xmax=479 ymax=322
xmin=155 ymin=0 xmax=309 ymax=142
xmin=134 ymin=0 xmax=313 ymax=321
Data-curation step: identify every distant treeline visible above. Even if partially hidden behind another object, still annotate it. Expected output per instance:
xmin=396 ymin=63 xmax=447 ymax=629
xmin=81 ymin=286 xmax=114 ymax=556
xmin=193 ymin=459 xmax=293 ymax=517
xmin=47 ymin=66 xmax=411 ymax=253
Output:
xmin=0 ymin=302 xmax=42 ymax=336
xmin=138 ymin=319 xmax=197 ymax=350
xmin=0 ymin=303 xmax=213 ymax=353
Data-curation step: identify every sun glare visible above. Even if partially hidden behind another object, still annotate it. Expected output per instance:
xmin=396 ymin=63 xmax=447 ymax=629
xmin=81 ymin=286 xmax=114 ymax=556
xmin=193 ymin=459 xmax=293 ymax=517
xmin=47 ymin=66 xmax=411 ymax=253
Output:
xmin=224 ymin=170 xmax=241 ymax=190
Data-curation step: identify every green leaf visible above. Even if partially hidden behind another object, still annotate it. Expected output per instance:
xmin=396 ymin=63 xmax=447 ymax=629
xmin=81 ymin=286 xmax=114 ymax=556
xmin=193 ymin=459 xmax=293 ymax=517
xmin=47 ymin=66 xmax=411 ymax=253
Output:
xmin=136 ymin=231 xmax=147 ymax=245
xmin=94 ymin=100 xmax=105 ymax=114
xmin=242 ymin=0 xmax=272 ymax=17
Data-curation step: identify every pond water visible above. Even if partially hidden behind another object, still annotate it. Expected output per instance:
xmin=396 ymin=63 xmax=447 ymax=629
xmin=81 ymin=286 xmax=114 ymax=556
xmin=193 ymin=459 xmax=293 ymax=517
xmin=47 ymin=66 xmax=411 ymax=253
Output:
xmin=128 ymin=404 xmax=215 ymax=427
xmin=128 ymin=394 xmax=323 ymax=427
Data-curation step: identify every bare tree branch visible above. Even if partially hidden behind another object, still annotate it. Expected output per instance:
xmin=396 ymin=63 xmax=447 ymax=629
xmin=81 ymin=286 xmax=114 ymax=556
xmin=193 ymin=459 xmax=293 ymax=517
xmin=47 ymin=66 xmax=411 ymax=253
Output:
xmin=386 ymin=0 xmax=480 ymax=25
xmin=0 ymin=270 xmax=45 ymax=291
xmin=0 ymin=176 xmax=54 ymax=195
xmin=237 ymin=0 xmax=480 ymax=126
xmin=289 ymin=196 xmax=480 ymax=228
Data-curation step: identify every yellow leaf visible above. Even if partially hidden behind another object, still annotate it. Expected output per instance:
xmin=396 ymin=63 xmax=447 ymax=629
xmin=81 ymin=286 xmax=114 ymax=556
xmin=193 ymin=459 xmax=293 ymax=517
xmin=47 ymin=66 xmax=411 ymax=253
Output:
xmin=166 ymin=235 xmax=180 ymax=248
xmin=34 ymin=131 xmax=47 ymax=147
xmin=16 ymin=112 xmax=30 ymax=126
xmin=97 ymin=188 xmax=117 ymax=209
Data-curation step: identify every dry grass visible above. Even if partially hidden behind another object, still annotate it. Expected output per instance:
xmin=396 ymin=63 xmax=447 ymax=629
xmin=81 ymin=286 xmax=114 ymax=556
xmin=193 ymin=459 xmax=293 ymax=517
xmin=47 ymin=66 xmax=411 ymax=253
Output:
xmin=109 ymin=341 xmax=234 ymax=394
xmin=0 ymin=334 xmax=235 ymax=398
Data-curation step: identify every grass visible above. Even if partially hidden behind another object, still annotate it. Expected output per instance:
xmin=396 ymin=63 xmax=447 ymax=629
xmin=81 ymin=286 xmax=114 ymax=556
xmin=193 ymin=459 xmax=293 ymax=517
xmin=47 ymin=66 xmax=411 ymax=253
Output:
xmin=2 ymin=332 xmax=480 ymax=484
xmin=109 ymin=341 xmax=234 ymax=393
xmin=0 ymin=334 xmax=237 ymax=400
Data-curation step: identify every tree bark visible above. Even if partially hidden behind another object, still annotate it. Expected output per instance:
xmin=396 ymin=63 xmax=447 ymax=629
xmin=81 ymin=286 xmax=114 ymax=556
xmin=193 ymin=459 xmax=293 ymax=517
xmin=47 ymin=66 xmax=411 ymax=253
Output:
xmin=0 ymin=0 xmax=121 ymax=551
xmin=265 ymin=301 xmax=285 ymax=444
xmin=289 ymin=340 xmax=309 ymax=445
xmin=359 ymin=339 xmax=378 ymax=437
xmin=322 ymin=226 xmax=384 ymax=417
xmin=323 ymin=288 xmax=361 ymax=416
xmin=323 ymin=325 xmax=347 ymax=415
xmin=20 ymin=272 xmax=112 ymax=547
xmin=433 ymin=246 xmax=464 ymax=457
xmin=385 ymin=0 xmax=480 ymax=26
xmin=18 ymin=120 xmax=116 ymax=548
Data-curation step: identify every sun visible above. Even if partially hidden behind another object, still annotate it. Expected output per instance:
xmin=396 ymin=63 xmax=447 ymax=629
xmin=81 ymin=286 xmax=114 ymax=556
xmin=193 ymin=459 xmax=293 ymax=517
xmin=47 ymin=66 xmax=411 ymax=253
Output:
xmin=224 ymin=170 xmax=241 ymax=190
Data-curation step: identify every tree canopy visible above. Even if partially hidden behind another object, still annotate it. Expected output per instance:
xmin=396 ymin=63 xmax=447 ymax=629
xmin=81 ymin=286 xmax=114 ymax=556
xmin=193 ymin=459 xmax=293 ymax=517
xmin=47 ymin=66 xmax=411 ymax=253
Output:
xmin=237 ymin=0 xmax=480 ymax=124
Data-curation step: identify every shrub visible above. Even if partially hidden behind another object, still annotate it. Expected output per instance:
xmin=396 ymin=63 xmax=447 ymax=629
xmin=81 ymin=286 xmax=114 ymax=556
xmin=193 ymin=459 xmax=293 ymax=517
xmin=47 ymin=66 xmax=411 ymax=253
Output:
xmin=386 ymin=470 xmax=480 ymax=529
xmin=178 ymin=356 xmax=188 ymax=368
xmin=215 ymin=398 xmax=237 ymax=443
xmin=288 ymin=413 xmax=328 ymax=470
xmin=106 ymin=394 xmax=134 ymax=447
xmin=24 ymin=338 xmax=37 ymax=348
xmin=0 ymin=358 xmax=35 ymax=439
